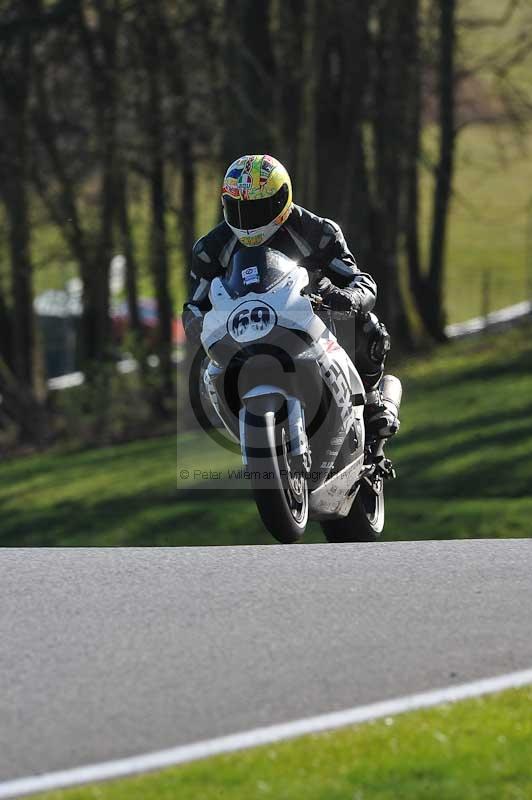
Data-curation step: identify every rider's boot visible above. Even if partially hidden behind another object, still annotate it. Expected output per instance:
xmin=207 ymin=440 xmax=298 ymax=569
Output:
xmin=365 ymin=375 xmax=402 ymax=439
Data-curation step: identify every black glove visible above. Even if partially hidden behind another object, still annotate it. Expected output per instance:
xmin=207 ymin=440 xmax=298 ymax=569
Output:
xmin=182 ymin=307 xmax=203 ymax=345
xmin=317 ymin=278 xmax=362 ymax=319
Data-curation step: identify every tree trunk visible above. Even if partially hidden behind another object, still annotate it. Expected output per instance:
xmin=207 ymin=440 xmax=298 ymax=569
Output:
xmin=150 ymin=150 xmax=174 ymax=401
xmin=426 ymin=0 xmax=456 ymax=341
xmin=369 ymin=0 xmax=413 ymax=345
xmin=0 ymin=287 xmax=13 ymax=368
xmin=77 ymin=2 xmax=120 ymax=366
xmin=221 ymin=0 xmax=276 ymax=163
xmin=93 ymin=114 xmax=116 ymax=363
xmin=271 ymin=0 xmax=304 ymax=168
xmin=405 ymin=0 xmax=426 ymax=328
xmin=180 ymin=130 xmax=197 ymax=298
xmin=406 ymin=0 xmax=456 ymax=342
xmin=0 ymin=356 xmax=49 ymax=446
xmin=146 ymin=43 xmax=174 ymax=404
xmin=316 ymin=0 xmax=371 ymax=252
xmin=0 ymin=1 xmax=35 ymax=387
xmin=116 ymin=171 xmax=142 ymax=337
xmin=4 ymin=139 xmax=34 ymax=386
xmin=296 ymin=0 xmax=319 ymax=209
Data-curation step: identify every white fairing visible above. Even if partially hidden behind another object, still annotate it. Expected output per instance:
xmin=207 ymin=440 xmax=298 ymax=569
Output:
xmin=315 ymin=326 xmax=366 ymax=426
xmin=201 ymin=266 xmax=318 ymax=350
xmin=201 ymin=260 xmax=366 ymax=466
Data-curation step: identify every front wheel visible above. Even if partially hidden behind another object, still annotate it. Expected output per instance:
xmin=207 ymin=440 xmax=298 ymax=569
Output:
xmin=245 ymin=396 xmax=308 ymax=544
xmin=321 ymin=476 xmax=384 ymax=543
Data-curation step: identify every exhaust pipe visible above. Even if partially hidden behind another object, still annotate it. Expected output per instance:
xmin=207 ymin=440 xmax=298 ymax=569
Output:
xmin=380 ymin=374 xmax=402 ymax=415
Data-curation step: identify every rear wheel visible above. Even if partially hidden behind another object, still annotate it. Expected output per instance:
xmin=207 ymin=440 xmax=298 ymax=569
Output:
xmin=321 ymin=475 xmax=384 ymax=543
xmin=246 ymin=397 xmax=308 ymax=544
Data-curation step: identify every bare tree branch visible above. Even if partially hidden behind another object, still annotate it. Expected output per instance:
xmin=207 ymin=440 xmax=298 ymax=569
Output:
xmin=458 ymin=0 xmax=521 ymax=30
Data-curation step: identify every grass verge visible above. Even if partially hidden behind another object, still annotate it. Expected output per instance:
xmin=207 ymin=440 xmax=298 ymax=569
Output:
xmin=39 ymin=685 xmax=532 ymax=799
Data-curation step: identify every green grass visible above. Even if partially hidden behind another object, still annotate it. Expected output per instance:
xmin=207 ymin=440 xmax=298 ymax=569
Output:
xmin=1 ymin=319 xmax=531 ymax=546
xmin=421 ymin=123 xmax=532 ymax=325
xmin=40 ymin=685 xmax=532 ymax=799
xmin=384 ymin=317 xmax=532 ymax=540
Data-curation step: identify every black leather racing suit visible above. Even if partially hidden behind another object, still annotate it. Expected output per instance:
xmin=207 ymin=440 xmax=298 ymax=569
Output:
xmin=182 ymin=204 xmax=390 ymax=390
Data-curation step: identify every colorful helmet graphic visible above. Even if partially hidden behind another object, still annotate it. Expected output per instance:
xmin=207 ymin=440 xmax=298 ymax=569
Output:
xmin=221 ymin=154 xmax=293 ymax=247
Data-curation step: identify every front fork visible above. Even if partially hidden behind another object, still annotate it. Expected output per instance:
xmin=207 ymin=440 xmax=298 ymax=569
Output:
xmin=239 ymin=391 xmax=310 ymax=470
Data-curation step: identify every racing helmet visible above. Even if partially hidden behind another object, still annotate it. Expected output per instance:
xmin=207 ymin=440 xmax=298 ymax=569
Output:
xmin=221 ymin=154 xmax=293 ymax=247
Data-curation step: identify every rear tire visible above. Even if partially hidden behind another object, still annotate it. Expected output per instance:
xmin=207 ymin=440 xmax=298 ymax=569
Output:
xmin=321 ymin=476 xmax=384 ymax=543
xmin=246 ymin=397 xmax=308 ymax=544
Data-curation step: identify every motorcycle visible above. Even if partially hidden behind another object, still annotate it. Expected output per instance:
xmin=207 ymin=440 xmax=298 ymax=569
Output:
xmin=198 ymin=245 xmax=402 ymax=544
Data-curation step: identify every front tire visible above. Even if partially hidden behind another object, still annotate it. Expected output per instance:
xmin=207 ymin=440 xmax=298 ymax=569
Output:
xmin=321 ymin=476 xmax=384 ymax=543
xmin=246 ymin=397 xmax=308 ymax=544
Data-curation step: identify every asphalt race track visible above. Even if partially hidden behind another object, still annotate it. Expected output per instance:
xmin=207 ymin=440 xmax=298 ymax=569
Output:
xmin=1 ymin=540 xmax=532 ymax=783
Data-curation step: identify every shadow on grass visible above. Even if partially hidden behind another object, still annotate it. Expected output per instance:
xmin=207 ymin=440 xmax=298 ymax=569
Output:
xmin=393 ymin=416 xmax=532 ymax=499
xmin=0 ymin=490 xmax=262 ymax=547
xmin=404 ymin=339 xmax=532 ymax=393
xmin=1 ymin=435 xmax=178 ymax=488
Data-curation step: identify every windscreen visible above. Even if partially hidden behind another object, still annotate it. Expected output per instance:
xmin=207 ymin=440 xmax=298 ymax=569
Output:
xmin=223 ymin=246 xmax=297 ymax=298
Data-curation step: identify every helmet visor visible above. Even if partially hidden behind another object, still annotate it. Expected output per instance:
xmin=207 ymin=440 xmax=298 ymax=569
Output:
xmin=223 ymin=183 xmax=289 ymax=230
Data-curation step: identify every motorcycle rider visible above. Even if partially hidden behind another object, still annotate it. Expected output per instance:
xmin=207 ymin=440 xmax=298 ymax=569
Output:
xmin=182 ymin=154 xmax=400 ymax=439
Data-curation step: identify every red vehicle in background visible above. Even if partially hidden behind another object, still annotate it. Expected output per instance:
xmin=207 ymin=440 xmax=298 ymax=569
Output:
xmin=111 ymin=299 xmax=185 ymax=349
